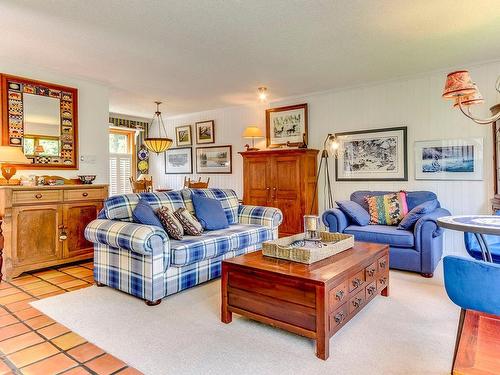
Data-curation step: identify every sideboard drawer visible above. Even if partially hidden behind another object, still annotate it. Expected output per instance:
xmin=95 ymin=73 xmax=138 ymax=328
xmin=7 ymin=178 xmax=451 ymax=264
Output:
xmin=13 ymin=190 xmax=63 ymax=204
xmin=328 ymin=280 xmax=348 ymax=310
xmin=64 ymin=188 xmax=106 ymax=202
xmin=349 ymin=289 xmax=365 ymax=314
xmin=348 ymin=270 xmax=365 ymax=293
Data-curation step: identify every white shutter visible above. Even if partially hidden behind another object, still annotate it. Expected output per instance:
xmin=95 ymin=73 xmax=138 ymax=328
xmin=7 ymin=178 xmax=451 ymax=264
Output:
xmin=109 ymin=154 xmax=132 ymax=196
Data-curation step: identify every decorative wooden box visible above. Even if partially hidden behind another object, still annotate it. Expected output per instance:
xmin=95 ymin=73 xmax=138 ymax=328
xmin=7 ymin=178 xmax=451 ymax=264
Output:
xmin=262 ymin=231 xmax=354 ymax=264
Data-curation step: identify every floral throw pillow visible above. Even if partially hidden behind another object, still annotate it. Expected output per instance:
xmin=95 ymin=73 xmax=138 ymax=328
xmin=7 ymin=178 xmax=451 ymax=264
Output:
xmin=174 ymin=207 xmax=203 ymax=236
xmin=365 ymin=192 xmax=409 ymax=226
xmin=156 ymin=207 xmax=184 ymax=240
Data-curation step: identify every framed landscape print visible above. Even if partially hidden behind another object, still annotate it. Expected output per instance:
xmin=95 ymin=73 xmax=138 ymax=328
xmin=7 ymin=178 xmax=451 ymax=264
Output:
xmin=415 ymin=138 xmax=483 ymax=180
xmin=164 ymin=147 xmax=192 ymax=174
xmin=175 ymin=125 xmax=192 ymax=146
xmin=195 ymin=120 xmax=215 ymax=144
xmin=195 ymin=145 xmax=232 ymax=174
xmin=266 ymin=103 xmax=308 ymax=147
xmin=335 ymin=126 xmax=408 ymax=181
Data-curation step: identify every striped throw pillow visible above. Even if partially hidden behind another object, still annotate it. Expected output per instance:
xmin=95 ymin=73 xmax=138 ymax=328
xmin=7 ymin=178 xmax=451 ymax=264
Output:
xmin=365 ymin=192 xmax=409 ymax=225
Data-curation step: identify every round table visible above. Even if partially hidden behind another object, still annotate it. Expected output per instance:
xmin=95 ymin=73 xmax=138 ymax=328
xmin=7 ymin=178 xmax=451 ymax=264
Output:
xmin=437 ymin=215 xmax=500 ymax=263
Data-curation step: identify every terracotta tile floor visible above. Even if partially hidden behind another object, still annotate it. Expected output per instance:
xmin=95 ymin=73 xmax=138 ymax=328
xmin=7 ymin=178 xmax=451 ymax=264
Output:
xmin=0 ymin=262 xmax=143 ymax=375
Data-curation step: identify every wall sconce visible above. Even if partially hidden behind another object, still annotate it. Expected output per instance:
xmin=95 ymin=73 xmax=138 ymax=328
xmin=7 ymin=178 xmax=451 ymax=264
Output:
xmin=442 ymin=70 xmax=500 ymax=125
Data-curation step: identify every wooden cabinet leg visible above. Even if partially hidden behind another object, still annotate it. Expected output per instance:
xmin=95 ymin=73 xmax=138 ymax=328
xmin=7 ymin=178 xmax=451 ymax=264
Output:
xmin=381 ymin=285 xmax=389 ymax=297
xmin=315 ymin=284 xmax=329 ymax=360
xmin=221 ymin=263 xmax=232 ymax=324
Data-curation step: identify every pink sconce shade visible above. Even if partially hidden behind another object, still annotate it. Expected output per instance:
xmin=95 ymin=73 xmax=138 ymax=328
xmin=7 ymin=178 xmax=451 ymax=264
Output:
xmin=442 ymin=70 xmax=476 ymax=98
xmin=453 ymin=84 xmax=484 ymax=107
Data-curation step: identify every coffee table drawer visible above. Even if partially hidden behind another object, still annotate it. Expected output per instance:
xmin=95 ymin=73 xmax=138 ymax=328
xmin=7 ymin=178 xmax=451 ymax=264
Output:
xmin=348 ymin=270 xmax=365 ymax=293
xmin=349 ymin=289 xmax=365 ymax=314
xmin=377 ymin=273 xmax=389 ymax=290
xmin=378 ymin=255 xmax=388 ymax=272
xmin=328 ymin=280 xmax=348 ymax=310
xmin=365 ymin=281 xmax=377 ymax=300
xmin=329 ymin=302 xmax=349 ymax=331
xmin=365 ymin=262 xmax=377 ymax=282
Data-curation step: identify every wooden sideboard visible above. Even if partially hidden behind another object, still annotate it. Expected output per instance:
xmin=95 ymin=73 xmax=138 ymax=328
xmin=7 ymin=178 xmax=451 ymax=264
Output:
xmin=240 ymin=149 xmax=318 ymax=237
xmin=0 ymin=184 xmax=108 ymax=280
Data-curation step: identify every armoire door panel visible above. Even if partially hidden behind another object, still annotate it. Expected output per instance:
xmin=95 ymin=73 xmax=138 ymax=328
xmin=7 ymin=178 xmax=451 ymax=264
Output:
xmin=63 ymin=202 xmax=101 ymax=258
xmin=273 ymin=156 xmax=300 ymax=198
xmin=13 ymin=205 xmax=62 ymax=266
xmin=244 ymin=157 xmax=272 ymax=206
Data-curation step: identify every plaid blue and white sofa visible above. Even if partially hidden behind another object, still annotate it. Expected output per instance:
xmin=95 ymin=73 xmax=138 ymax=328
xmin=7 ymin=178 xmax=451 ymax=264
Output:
xmin=84 ymin=188 xmax=282 ymax=305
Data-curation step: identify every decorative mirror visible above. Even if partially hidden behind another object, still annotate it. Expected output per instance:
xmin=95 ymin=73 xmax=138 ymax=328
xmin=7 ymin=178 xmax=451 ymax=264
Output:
xmin=0 ymin=74 xmax=78 ymax=169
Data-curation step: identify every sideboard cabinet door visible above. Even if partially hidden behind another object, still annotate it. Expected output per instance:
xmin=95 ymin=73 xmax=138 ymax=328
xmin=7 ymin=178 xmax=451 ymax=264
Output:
xmin=63 ymin=202 xmax=102 ymax=258
xmin=12 ymin=205 xmax=63 ymax=267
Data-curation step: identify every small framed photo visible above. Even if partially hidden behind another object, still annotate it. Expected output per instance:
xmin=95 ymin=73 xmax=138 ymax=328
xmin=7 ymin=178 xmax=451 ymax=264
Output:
xmin=196 ymin=145 xmax=232 ymax=174
xmin=175 ymin=125 xmax=192 ymax=146
xmin=165 ymin=147 xmax=192 ymax=174
xmin=415 ymin=138 xmax=483 ymax=180
xmin=195 ymin=120 xmax=215 ymax=144
xmin=266 ymin=103 xmax=308 ymax=147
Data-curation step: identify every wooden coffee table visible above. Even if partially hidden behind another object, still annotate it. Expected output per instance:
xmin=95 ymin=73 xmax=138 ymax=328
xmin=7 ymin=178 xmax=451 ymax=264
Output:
xmin=221 ymin=241 xmax=389 ymax=360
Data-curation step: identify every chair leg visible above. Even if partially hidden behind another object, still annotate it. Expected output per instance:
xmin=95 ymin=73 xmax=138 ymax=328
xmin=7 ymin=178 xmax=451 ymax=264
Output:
xmin=145 ymin=299 xmax=162 ymax=306
xmin=95 ymin=281 xmax=106 ymax=287
xmin=421 ymin=273 xmax=433 ymax=278
xmin=452 ymin=308 xmax=466 ymax=373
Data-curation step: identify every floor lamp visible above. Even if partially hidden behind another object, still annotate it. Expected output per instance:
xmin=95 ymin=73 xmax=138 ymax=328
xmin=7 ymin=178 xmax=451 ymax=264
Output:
xmin=310 ymin=134 xmax=339 ymax=214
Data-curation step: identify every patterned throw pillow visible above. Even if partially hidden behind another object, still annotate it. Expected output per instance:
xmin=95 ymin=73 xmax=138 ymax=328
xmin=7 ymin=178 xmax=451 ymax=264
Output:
xmin=156 ymin=207 xmax=184 ymax=240
xmin=174 ymin=207 xmax=203 ymax=236
xmin=365 ymin=192 xmax=409 ymax=225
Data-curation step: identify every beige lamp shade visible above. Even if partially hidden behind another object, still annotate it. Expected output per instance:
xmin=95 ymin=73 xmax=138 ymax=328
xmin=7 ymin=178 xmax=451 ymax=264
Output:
xmin=453 ymin=84 xmax=484 ymax=107
xmin=442 ymin=70 xmax=476 ymax=99
xmin=0 ymin=146 xmax=30 ymax=164
xmin=138 ymin=174 xmax=152 ymax=181
xmin=242 ymin=126 xmax=264 ymax=138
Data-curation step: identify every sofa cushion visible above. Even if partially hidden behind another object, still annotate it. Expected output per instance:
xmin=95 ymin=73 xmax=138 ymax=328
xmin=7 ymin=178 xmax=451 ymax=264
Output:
xmin=336 ymin=200 xmax=370 ymax=226
xmin=344 ymin=224 xmax=414 ymax=248
xmin=174 ymin=207 xmax=203 ymax=235
xmin=181 ymin=188 xmax=239 ymax=225
xmin=156 ymin=207 xmax=184 ymax=240
xmin=132 ymin=199 xmax=163 ymax=228
xmin=192 ymin=194 xmax=229 ymax=230
xmin=398 ymin=199 xmax=438 ymax=230
xmin=351 ymin=190 xmax=438 ymax=211
xmin=365 ymin=192 xmax=409 ymax=225
xmin=104 ymin=191 xmax=186 ymax=222
xmin=169 ymin=224 xmax=273 ymax=266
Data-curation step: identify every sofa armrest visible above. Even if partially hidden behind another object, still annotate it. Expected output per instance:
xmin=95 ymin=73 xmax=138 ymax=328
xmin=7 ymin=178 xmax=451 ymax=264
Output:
xmin=322 ymin=208 xmax=349 ymax=233
xmin=238 ymin=205 xmax=282 ymax=229
xmin=84 ymin=219 xmax=169 ymax=256
xmin=414 ymin=207 xmax=451 ymax=238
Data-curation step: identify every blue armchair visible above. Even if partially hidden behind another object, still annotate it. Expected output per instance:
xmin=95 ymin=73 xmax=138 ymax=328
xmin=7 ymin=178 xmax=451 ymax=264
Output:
xmin=322 ymin=191 xmax=451 ymax=277
xmin=464 ymin=210 xmax=500 ymax=263
xmin=443 ymin=255 xmax=500 ymax=369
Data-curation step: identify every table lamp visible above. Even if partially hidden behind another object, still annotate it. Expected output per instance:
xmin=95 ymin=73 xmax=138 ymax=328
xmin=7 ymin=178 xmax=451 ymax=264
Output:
xmin=0 ymin=146 xmax=30 ymax=183
xmin=242 ymin=126 xmax=264 ymax=151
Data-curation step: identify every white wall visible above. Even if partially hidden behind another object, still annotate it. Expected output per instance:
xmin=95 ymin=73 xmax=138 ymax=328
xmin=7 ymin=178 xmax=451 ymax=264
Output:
xmin=152 ymin=60 xmax=500 ymax=256
xmin=0 ymin=60 xmax=110 ymax=183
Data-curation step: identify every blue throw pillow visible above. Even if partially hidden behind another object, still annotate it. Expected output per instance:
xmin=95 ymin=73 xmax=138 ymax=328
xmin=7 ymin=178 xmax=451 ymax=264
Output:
xmin=336 ymin=200 xmax=370 ymax=226
xmin=398 ymin=199 xmax=438 ymax=230
xmin=192 ymin=194 xmax=229 ymax=230
xmin=132 ymin=199 xmax=163 ymax=228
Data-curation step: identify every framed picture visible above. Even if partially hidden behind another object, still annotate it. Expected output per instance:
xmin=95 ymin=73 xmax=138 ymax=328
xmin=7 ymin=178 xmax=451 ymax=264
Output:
xmin=335 ymin=126 xmax=408 ymax=181
xmin=195 ymin=120 xmax=215 ymax=144
xmin=164 ymin=147 xmax=192 ymax=174
xmin=414 ymin=138 xmax=483 ymax=180
xmin=266 ymin=103 xmax=308 ymax=147
xmin=195 ymin=145 xmax=232 ymax=174
xmin=175 ymin=125 xmax=192 ymax=146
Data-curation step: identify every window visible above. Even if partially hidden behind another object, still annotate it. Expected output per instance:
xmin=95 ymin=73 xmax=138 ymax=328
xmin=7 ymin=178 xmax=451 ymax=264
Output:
xmin=109 ymin=129 xmax=135 ymax=196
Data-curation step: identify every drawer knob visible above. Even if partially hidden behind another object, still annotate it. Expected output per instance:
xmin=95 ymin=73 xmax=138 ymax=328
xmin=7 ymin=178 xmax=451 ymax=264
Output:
xmin=379 ymin=276 xmax=387 ymax=285
xmin=335 ymin=290 xmax=344 ymax=301
xmin=82 ymin=192 xmax=89 ymax=197
xmin=379 ymin=260 xmax=387 ymax=269
xmin=352 ymin=278 xmax=362 ymax=288
xmin=35 ymin=194 xmax=43 ymax=199
xmin=367 ymin=286 xmax=376 ymax=295
xmin=334 ymin=311 xmax=345 ymax=324
xmin=59 ymin=233 xmax=67 ymax=241
xmin=352 ymin=297 xmax=362 ymax=308
xmin=366 ymin=268 xmax=375 ymax=277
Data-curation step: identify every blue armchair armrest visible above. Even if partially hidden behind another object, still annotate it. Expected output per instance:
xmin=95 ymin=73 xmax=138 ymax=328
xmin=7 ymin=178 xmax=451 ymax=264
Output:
xmin=444 ymin=255 xmax=500 ymax=315
xmin=238 ymin=205 xmax=282 ymax=229
xmin=414 ymin=207 xmax=451 ymax=238
xmin=322 ymin=208 xmax=350 ymax=233
xmin=84 ymin=219 xmax=169 ymax=255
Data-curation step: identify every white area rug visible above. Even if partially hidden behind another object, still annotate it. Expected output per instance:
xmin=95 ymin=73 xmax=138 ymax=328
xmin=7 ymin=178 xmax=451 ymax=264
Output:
xmin=32 ymin=270 xmax=458 ymax=375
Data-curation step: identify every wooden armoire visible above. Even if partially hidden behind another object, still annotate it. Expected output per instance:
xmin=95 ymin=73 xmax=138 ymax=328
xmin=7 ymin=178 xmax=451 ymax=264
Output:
xmin=240 ymin=149 xmax=318 ymax=237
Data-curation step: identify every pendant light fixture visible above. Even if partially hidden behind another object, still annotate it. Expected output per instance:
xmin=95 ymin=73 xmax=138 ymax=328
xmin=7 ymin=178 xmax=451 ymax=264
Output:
xmin=143 ymin=101 xmax=173 ymax=154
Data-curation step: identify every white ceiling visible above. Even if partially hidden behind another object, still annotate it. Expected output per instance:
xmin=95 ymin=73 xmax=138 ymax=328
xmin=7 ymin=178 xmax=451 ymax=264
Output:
xmin=1 ymin=0 xmax=499 ymax=117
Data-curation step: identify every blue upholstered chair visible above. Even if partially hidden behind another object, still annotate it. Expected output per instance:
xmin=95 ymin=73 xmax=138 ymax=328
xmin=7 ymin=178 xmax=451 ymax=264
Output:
xmin=443 ymin=255 xmax=500 ymax=368
xmin=322 ymin=191 xmax=451 ymax=277
xmin=464 ymin=210 xmax=500 ymax=263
